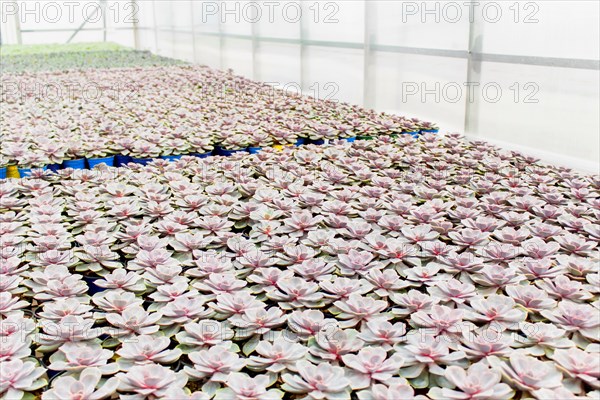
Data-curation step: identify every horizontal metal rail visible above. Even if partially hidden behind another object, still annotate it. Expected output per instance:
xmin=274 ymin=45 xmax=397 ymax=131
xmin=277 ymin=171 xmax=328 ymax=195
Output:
xmin=146 ymin=27 xmax=599 ymax=71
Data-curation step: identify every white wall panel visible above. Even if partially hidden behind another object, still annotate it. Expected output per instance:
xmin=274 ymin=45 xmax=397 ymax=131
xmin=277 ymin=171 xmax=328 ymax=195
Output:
xmin=305 ymin=46 xmax=363 ymax=105
xmin=469 ymin=62 xmax=600 ymax=169
xmin=304 ymin=1 xmax=364 ymax=43
xmin=256 ymin=43 xmax=301 ymax=88
xmin=370 ymin=51 xmax=467 ymax=133
xmin=255 ymin=1 xmax=301 ymax=39
xmin=370 ymin=0 xmax=469 ymax=51
xmin=194 ymin=36 xmax=222 ymax=68
xmin=476 ymin=0 xmax=600 ymax=60
xmin=221 ymin=38 xmax=253 ymax=78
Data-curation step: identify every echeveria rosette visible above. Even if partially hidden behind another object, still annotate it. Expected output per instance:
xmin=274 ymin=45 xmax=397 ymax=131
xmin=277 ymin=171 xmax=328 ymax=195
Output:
xmin=214 ymin=373 xmax=284 ymax=400
xmin=116 ymin=363 xmax=188 ymax=398
xmin=428 ymin=362 xmax=514 ymax=399
xmin=47 ymin=342 xmax=119 ymax=375
xmin=115 ymin=334 xmax=182 ymax=370
xmin=184 ymin=345 xmax=246 ymax=382
xmin=0 ymin=359 xmax=46 ymax=400
xmin=281 ymin=360 xmax=351 ymax=400
xmin=488 ymin=354 xmax=564 ymax=393
xmin=42 ymin=367 xmax=119 ymax=400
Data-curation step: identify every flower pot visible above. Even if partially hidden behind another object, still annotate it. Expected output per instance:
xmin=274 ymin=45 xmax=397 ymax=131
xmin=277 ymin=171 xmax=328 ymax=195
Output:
xmin=18 ymin=166 xmax=47 ymax=178
xmin=88 ymin=155 xmax=115 ymax=168
xmin=248 ymin=147 xmax=262 ymax=154
xmin=160 ymin=155 xmax=182 ymax=162
xmin=132 ymin=157 xmax=154 ymax=165
xmin=357 ymin=135 xmax=374 ymax=140
xmin=193 ymin=151 xmax=212 ymax=159
xmin=6 ymin=165 xmax=20 ymax=179
xmin=62 ymin=158 xmax=86 ymax=169
xmin=273 ymin=144 xmax=293 ymax=151
xmin=421 ymin=129 xmax=439 ymax=134
xmin=0 ymin=167 xmax=6 ymax=179
xmin=115 ymin=154 xmax=133 ymax=166
xmin=406 ymin=131 xmax=420 ymax=138
xmin=219 ymin=148 xmax=248 ymax=157
xmin=46 ymin=163 xmax=62 ymax=172
xmin=295 ymin=138 xmax=307 ymax=146
xmin=310 ymin=139 xmax=326 ymax=145
xmin=341 ymin=137 xmax=356 ymax=143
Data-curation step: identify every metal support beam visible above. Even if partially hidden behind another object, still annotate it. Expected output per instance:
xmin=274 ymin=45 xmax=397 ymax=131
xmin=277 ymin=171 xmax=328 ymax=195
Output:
xmin=251 ymin=7 xmax=259 ymax=80
xmin=463 ymin=0 xmax=480 ymax=136
xmin=132 ymin=0 xmax=140 ymax=50
xmin=363 ymin=0 xmax=374 ymax=109
xmin=190 ymin=0 xmax=197 ymax=62
xmin=300 ymin=2 xmax=308 ymax=94
xmin=152 ymin=0 xmax=159 ymax=54
xmin=67 ymin=0 xmax=105 ymax=43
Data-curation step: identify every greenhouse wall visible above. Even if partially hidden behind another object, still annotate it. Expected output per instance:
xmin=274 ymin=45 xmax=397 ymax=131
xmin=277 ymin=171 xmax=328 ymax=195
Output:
xmin=2 ymin=0 xmax=598 ymax=172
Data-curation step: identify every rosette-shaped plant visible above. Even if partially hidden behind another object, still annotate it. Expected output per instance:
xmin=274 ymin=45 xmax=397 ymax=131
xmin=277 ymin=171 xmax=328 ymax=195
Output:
xmin=42 ymin=367 xmax=119 ymax=400
xmin=215 ymin=373 xmax=283 ymax=400
xmin=463 ymin=294 xmax=527 ymax=328
xmin=357 ymin=318 xmax=406 ymax=351
xmin=0 ymin=292 xmax=29 ymax=316
xmin=342 ymin=346 xmax=404 ymax=389
xmin=159 ymin=295 xmax=213 ymax=325
xmin=175 ymin=320 xmax=235 ymax=350
xmin=266 ymin=277 xmax=324 ymax=309
xmin=428 ymin=362 xmax=514 ymax=399
xmin=209 ymin=291 xmax=265 ymax=319
xmin=248 ymin=337 xmax=307 ymax=373
xmin=0 ymin=359 xmax=46 ymax=399
xmin=95 ymin=269 xmax=146 ymax=293
xmin=357 ymin=378 xmax=427 ymax=400
xmin=395 ymin=332 xmax=467 ymax=378
xmin=229 ymin=307 xmax=287 ymax=339
xmin=117 ymin=363 xmax=187 ymax=398
xmin=37 ymin=316 xmax=102 ymax=351
xmin=541 ymin=301 xmax=600 ymax=340
xmin=281 ymin=360 xmax=351 ymax=400
xmin=92 ymin=290 xmax=144 ymax=313
xmin=0 ymin=335 xmax=32 ymax=362
xmin=331 ymin=294 xmax=388 ymax=328
xmin=552 ymin=347 xmax=600 ymax=388
xmin=185 ymin=344 xmax=246 ymax=382
xmin=488 ymin=354 xmax=563 ymax=392
xmin=48 ymin=342 xmax=118 ymax=374
xmin=106 ymin=306 xmax=162 ymax=338
xmin=116 ymin=334 xmax=182 ymax=370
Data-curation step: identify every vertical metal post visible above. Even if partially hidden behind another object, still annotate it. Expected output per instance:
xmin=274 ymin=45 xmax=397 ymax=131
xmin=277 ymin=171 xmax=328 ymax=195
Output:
xmin=463 ymin=0 xmax=480 ymax=136
xmin=132 ymin=0 xmax=139 ymax=50
xmin=14 ymin=2 xmax=22 ymax=45
xmin=300 ymin=1 xmax=308 ymax=95
xmin=251 ymin=7 xmax=259 ymax=80
xmin=190 ymin=0 xmax=197 ymax=62
xmin=218 ymin=6 xmax=225 ymax=69
xmin=152 ymin=0 xmax=159 ymax=54
xmin=102 ymin=0 xmax=107 ymax=42
xmin=363 ymin=0 xmax=374 ymax=109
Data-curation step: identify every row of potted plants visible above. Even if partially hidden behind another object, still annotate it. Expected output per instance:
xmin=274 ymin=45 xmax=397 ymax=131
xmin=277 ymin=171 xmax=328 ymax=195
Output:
xmin=1 ymin=135 xmax=598 ymax=399
xmin=1 ymin=64 xmax=437 ymax=172
xmin=0 ymin=49 xmax=186 ymax=75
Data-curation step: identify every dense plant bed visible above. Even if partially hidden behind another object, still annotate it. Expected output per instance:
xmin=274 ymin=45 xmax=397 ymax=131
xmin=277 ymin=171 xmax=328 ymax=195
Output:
xmin=0 ymin=50 xmax=186 ymax=75
xmin=0 ymin=42 xmax=131 ymax=56
xmin=0 ymin=65 xmax=436 ymax=170
xmin=0 ymin=135 xmax=598 ymax=399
